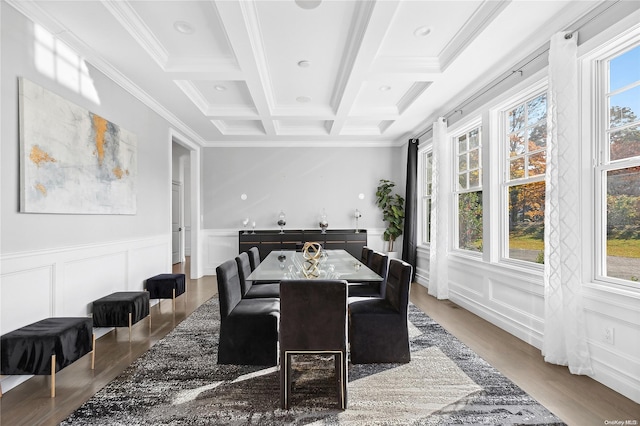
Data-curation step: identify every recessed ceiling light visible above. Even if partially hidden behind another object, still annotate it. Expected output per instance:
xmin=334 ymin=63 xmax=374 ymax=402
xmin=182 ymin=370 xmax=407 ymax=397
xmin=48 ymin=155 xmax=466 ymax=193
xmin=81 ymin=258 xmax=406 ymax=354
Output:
xmin=174 ymin=21 xmax=195 ymax=35
xmin=413 ymin=26 xmax=431 ymax=37
xmin=295 ymin=0 xmax=322 ymax=10
xmin=296 ymin=96 xmax=312 ymax=103
xmin=379 ymin=85 xmax=391 ymax=92
xmin=214 ymin=85 xmax=227 ymax=91
xmin=297 ymin=60 xmax=311 ymax=68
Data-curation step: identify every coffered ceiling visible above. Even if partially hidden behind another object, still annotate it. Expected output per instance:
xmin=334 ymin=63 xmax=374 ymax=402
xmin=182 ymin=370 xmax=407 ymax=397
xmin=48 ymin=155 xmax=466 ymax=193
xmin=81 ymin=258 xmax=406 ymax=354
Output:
xmin=8 ymin=0 xmax=599 ymax=147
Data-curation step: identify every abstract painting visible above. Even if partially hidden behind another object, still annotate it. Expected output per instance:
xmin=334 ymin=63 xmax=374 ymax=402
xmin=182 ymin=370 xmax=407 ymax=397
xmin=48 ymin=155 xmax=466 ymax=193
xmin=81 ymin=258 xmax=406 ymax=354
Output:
xmin=19 ymin=78 xmax=137 ymax=214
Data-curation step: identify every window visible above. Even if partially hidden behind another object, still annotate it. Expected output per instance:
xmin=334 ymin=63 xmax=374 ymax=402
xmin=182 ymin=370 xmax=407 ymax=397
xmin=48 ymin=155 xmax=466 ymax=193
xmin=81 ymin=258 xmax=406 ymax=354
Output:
xmin=421 ymin=149 xmax=433 ymax=245
xmin=455 ymin=125 xmax=483 ymax=252
xmin=598 ymin=42 xmax=640 ymax=283
xmin=503 ymin=91 xmax=547 ymax=263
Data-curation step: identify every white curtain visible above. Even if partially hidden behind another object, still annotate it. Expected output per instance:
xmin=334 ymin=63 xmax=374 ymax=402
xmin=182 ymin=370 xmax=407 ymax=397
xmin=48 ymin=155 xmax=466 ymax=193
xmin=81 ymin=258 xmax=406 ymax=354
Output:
xmin=543 ymin=32 xmax=593 ymax=374
xmin=428 ymin=117 xmax=450 ymax=299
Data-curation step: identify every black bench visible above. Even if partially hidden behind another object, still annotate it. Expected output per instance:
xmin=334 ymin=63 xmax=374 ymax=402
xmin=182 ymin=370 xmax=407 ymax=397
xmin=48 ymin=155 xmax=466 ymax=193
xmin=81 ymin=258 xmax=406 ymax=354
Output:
xmin=146 ymin=273 xmax=186 ymax=311
xmin=0 ymin=317 xmax=95 ymax=397
xmin=92 ymin=291 xmax=150 ymax=341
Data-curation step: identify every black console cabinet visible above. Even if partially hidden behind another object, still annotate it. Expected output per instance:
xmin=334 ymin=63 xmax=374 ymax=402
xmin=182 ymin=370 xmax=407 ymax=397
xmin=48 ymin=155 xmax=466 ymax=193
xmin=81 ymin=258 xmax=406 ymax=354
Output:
xmin=239 ymin=229 xmax=367 ymax=260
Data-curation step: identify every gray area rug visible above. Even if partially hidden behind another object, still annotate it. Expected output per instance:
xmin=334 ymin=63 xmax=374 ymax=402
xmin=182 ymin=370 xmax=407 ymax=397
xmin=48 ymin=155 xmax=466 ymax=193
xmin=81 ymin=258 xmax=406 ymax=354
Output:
xmin=61 ymin=298 xmax=565 ymax=425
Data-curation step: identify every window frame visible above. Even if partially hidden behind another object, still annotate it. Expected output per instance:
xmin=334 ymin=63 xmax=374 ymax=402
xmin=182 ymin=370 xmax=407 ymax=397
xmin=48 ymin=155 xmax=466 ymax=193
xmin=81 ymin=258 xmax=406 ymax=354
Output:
xmin=496 ymin=79 xmax=548 ymax=267
xmin=418 ymin=144 xmax=433 ymax=247
xmin=452 ymin=119 xmax=483 ymax=255
xmin=593 ymin=39 xmax=640 ymax=286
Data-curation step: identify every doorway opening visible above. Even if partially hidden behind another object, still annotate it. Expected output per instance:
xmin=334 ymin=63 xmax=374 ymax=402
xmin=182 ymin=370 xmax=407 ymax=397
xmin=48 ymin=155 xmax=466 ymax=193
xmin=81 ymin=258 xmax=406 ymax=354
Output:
xmin=171 ymin=130 xmax=202 ymax=279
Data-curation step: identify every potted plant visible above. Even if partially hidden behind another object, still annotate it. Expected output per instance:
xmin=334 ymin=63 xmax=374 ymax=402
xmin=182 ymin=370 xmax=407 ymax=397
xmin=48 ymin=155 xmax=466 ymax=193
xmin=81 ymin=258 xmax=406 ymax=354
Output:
xmin=375 ymin=179 xmax=405 ymax=254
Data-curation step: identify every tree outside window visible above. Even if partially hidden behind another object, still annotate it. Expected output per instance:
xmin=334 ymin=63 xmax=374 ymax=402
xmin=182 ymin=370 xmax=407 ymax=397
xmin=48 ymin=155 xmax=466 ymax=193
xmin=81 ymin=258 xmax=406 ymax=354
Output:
xmin=455 ymin=126 xmax=483 ymax=252
xmin=602 ymin=43 xmax=640 ymax=283
xmin=504 ymin=93 xmax=547 ymax=263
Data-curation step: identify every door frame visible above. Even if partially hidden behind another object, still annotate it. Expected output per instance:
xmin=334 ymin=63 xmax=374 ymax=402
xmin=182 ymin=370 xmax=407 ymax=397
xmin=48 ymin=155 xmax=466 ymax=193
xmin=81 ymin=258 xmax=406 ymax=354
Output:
xmin=170 ymin=129 xmax=203 ymax=278
xmin=171 ymin=180 xmax=184 ymax=264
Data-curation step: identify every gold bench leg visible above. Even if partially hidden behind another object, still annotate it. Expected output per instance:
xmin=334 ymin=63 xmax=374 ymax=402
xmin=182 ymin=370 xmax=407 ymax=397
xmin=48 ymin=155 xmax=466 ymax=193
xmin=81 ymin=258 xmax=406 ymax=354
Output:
xmin=51 ymin=354 xmax=56 ymax=398
xmin=129 ymin=312 xmax=132 ymax=342
xmin=172 ymin=288 xmax=176 ymax=312
xmin=91 ymin=333 xmax=96 ymax=370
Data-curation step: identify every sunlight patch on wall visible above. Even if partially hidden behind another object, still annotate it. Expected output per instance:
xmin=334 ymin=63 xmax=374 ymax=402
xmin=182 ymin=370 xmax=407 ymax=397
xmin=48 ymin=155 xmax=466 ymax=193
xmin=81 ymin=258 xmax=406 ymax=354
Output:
xmin=33 ymin=24 xmax=100 ymax=105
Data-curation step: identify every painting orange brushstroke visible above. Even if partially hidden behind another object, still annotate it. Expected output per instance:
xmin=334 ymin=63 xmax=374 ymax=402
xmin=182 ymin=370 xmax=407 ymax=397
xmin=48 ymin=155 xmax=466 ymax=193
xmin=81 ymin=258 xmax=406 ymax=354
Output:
xmin=30 ymin=145 xmax=56 ymax=167
xmin=113 ymin=166 xmax=124 ymax=179
xmin=93 ymin=114 xmax=108 ymax=165
xmin=34 ymin=183 xmax=47 ymax=196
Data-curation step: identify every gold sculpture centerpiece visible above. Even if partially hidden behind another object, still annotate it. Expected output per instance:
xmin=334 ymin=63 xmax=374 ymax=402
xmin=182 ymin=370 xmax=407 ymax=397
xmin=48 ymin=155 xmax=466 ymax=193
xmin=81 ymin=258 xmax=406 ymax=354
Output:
xmin=301 ymin=241 xmax=322 ymax=278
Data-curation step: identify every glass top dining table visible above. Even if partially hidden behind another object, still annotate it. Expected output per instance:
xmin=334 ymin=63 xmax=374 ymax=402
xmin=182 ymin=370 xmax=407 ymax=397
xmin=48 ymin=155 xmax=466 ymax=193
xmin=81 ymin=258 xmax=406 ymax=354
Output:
xmin=246 ymin=249 xmax=383 ymax=282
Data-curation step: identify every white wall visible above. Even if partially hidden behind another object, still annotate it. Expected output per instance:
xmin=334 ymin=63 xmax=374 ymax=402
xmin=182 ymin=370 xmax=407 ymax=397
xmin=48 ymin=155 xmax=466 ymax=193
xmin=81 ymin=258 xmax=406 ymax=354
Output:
xmin=0 ymin=5 xmax=173 ymax=334
xmin=200 ymin=145 xmax=404 ymax=272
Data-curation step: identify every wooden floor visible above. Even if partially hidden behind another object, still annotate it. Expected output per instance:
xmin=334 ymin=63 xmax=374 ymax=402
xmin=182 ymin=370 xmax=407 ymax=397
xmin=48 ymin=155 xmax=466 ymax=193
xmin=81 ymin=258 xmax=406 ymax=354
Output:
xmin=1 ymin=261 xmax=638 ymax=426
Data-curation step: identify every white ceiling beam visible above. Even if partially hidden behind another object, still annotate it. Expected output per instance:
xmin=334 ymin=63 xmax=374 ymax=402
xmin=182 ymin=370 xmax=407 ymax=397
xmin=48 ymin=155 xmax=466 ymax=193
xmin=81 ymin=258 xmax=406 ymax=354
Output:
xmin=214 ymin=0 xmax=276 ymax=135
xmin=328 ymin=0 xmax=402 ymax=137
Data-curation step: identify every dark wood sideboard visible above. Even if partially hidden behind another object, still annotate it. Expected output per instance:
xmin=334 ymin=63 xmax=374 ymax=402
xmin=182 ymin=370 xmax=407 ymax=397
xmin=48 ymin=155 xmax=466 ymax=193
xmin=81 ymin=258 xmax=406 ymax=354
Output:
xmin=239 ymin=229 xmax=367 ymax=261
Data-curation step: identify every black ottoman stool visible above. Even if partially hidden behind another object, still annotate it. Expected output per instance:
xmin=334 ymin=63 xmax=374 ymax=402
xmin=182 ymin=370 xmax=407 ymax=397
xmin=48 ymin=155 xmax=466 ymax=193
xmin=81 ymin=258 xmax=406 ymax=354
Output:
xmin=146 ymin=273 xmax=186 ymax=311
xmin=0 ymin=317 xmax=95 ymax=398
xmin=92 ymin=291 xmax=151 ymax=341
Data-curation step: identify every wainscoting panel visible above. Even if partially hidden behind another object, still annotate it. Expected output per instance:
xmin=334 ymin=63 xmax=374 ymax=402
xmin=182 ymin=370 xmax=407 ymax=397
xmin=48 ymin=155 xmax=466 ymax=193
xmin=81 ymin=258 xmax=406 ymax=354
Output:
xmin=1 ymin=265 xmax=53 ymax=335
xmin=202 ymin=230 xmax=238 ymax=276
xmin=129 ymin=242 xmax=172 ymax=290
xmin=449 ymin=260 xmax=484 ymax=297
xmin=62 ymin=252 xmax=129 ymax=317
xmin=583 ymin=283 xmax=640 ymax=403
xmin=0 ymin=235 xmax=169 ymax=335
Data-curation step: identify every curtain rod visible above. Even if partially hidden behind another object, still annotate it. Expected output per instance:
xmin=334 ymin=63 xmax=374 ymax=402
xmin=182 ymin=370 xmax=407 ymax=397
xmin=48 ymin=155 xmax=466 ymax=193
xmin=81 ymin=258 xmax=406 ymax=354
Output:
xmin=413 ymin=0 xmax=621 ymax=141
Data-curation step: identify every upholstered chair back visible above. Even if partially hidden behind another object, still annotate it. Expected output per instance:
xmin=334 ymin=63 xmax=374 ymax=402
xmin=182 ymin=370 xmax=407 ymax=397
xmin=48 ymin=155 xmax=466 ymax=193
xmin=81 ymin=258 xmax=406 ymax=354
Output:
xmin=215 ymin=259 xmax=242 ymax=319
xmin=248 ymin=247 xmax=261 ymax=270
xmin=235 ymin=252 xmax=253 ymax=295
xmin=385 ymin=258 xmax=413 ymax=314
xmin=360 ymin=246 xmax=373 ymax=265
xmin=280 ymin=280 xmax=348 ymax=351
xmin=368 ymin=251 xmax=389 ymax=295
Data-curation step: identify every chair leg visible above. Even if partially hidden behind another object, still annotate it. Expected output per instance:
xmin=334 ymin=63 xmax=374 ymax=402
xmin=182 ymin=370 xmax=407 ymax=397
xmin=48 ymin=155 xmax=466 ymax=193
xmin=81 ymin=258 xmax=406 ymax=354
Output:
xmin=334 ymin=353 xmax=341 ymax=407
xmin=91 ymin=333 xmax=96 ymax=370
xmin=333 ymin=352 xmax=347 ymax=410
xmin=50 ymin=354 xmax=56 ymax=398
xmin=128 ymin=312 xmax=132 ymax=342
xmin=282 ymin=351 xmax=346 ymax=410
xmin=280 ymin=351 xmax=291 ymax=410
xmin=341 ymin=351 xmax=348 ymax=409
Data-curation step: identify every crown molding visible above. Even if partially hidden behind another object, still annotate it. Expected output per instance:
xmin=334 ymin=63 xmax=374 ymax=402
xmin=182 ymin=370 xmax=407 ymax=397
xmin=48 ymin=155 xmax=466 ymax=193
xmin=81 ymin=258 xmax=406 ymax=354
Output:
xmin=439 ymin=0 xmax=511 ymax=71
xmin=100 ymin=0 xmax=169 ymax=69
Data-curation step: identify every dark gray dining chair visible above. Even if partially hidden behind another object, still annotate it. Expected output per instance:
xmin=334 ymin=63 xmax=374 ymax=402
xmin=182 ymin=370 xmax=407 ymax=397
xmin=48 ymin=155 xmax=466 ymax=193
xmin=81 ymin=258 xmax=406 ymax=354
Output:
xmin=236 ymin=252 xmax=280 ymax=298
xmin=248 ymin=246 xmax=261 ymax=271
xmin=347 ymin=250 xmax=388 ymax=298
xmin=279 ymin=279 xmax=348 ymax=410
xmin=216 ymin=259 xmax=279 ymax=365
xmin=348 ymin=258 xmax=413 ymax=364
xmin=360 ymin=246 xmax=373 ymax=265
